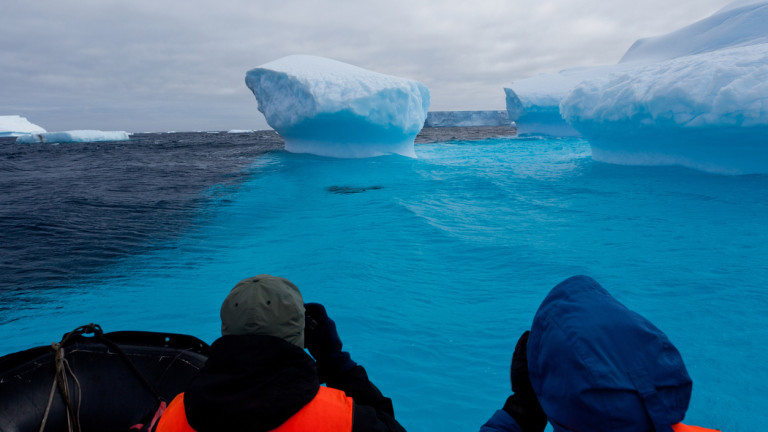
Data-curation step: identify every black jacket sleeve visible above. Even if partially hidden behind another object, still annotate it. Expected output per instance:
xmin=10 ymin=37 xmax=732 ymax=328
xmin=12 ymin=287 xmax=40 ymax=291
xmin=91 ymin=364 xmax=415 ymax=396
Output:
xmin=325 ymin=365 xmax=406 ymax=432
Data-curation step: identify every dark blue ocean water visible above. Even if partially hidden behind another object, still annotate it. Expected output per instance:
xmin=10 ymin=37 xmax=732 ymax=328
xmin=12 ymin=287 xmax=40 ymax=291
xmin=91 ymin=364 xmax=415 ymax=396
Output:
xmin=1 ymin=129 xmax=766 ymax=431
xmin=0 ymin=131 xmax=283 ymax=294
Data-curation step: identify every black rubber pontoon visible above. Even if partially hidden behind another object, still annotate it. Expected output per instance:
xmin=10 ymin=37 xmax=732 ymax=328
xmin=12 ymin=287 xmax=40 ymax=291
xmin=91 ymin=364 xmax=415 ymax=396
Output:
xmin=0 ymin=324 xmax=209 ymax=432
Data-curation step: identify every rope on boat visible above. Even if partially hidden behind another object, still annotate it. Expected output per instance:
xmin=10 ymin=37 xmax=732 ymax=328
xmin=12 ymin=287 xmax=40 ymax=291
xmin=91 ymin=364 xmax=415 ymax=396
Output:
xmin=38 ymin=323 xmax=164 ymax=432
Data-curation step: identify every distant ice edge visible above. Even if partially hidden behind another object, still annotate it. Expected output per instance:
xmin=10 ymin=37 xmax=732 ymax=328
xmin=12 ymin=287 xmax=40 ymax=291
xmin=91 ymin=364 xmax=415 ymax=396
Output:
xmin=16 ymin=130 xmax=130 ymax=144
xmin=424 ymin=110 xmax=510 ymax=128
xmin=245 ymin=55 xmax=430 ymax=159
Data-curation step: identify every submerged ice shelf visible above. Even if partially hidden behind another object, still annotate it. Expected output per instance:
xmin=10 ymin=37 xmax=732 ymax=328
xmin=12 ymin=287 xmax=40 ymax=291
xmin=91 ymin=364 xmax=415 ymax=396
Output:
xmin=245 ymin=55 xmax=430 ymax=158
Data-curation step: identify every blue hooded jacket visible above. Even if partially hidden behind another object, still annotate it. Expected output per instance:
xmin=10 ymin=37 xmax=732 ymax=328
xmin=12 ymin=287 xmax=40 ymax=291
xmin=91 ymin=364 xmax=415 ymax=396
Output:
xmin=481 ymin=276 xmax=692 ymax=432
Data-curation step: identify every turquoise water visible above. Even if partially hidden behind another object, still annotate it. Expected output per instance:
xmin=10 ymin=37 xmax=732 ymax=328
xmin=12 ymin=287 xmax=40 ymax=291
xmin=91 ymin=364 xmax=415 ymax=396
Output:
xmin=3 ymin=136 xmax=767 ymax=431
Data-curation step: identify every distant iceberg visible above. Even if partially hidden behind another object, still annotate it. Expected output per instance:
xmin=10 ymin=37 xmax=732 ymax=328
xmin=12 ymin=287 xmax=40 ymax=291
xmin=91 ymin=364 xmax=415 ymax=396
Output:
xmin=0 ymin=115 xmax=46 ymax=137
xmin=561 ymin=0 xmax=768 ymax=174
xmin=424 ymin=110 xmax=510 ymax=127
xmin=245 ymin=55 xmax=430 ymax=158
xmin=16 ymin=130 xmax=130 ymax=144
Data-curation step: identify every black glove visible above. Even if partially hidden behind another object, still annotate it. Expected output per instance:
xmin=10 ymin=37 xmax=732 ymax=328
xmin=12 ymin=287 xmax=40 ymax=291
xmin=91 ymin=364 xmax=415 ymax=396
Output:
xmin=304 ymin=303 xmax=357 ymax=383
xmin=502 ymin=331 xmax=547 ymax=432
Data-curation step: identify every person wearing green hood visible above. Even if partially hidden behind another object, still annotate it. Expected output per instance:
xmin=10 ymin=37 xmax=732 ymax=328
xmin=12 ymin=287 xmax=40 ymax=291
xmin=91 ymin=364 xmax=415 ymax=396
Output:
xmin=480 ymin=275 xmax=721 ymax=432
xmin=157 ymin=275 xmax=406 ymax=432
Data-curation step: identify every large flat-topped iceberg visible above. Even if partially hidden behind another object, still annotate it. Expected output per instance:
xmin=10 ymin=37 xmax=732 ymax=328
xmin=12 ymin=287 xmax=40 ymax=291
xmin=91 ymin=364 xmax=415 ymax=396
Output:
xmin=245 ymin=55 xmax=430 ymax=158
xmin=561 ymin=0 xmax=768 ymax=174
xmin=0 ymin=115 xmax=46 ymax=137
xmin=16 ymin=130 xmax=130 ymax=144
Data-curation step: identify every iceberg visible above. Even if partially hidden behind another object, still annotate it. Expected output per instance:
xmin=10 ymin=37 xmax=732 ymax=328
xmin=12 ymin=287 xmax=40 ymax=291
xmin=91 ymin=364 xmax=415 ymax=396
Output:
xmin=561 ymin=0 xmax=768 ymax=174
xmin=424 ymin=111 xmax=510 ymax=127
xmin=0 ymin=115 xmax=46 ymax=137
xmin=561 ymin=44 xmax=768 ymax=174
xmin=245 ymin=55 xmax=430 ymax=158
xmin=504 ymin=65 xmax=633 ymax=137
xmin=16 ymin=130 xmax=130 ymax=144
xmin=505 ymin=0 xmax=768 ymax=173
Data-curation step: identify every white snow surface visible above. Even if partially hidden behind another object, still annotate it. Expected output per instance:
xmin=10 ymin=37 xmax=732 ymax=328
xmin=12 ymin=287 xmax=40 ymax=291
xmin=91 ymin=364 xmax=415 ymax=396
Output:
xmin=717 ymin=0 xmax=767 ymax=12
xmin=16 ymin=130 xmax=130 ymax=144
xmin=563 ymin=45 xmax=768 ymax=129
xmin=619 ymin=1 xmax=768 ymax=63
xmin=245 ymin=55 xmax=430 ymax=158
xmin=0 ymin=115 xmax=46 ymax=137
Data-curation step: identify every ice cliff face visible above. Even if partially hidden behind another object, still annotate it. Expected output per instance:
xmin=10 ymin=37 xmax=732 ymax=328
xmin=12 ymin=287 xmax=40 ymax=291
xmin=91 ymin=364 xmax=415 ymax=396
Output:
xmin=245 ymin=55 xmax=430 ymax=158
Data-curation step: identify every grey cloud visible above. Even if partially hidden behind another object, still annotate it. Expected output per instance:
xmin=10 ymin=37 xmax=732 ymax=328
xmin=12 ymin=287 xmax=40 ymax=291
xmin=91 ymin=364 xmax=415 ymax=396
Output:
xmin=1 ymin=0 xmax=733 ymax=132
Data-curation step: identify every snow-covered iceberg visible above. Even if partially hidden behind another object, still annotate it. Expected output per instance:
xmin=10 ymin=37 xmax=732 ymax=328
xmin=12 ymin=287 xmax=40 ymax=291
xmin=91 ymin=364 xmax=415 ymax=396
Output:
xmin=505 ymin=0 xmax=768 ymax=173
xmin=561 ymin=0 xmax=768 ymax=174
xmin=245 ymin=55 xmax=430 ymax=158
xmin=424 ymin=110 xmax=510 ymax=127
xmin=562 ymin=44 xmax=768 ymax=174
xmin=0 ymin=115 xmax=46 ymax=137
xmin=16 ymin=130 xmax=130 ymax=144
xmin=619 ymin=0 xmax=768 ymax=63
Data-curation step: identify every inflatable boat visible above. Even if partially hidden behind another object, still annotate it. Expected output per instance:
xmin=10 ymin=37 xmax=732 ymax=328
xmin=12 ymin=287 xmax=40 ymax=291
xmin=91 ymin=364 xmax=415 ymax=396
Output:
xmin=0 ymin=324 xmax=210 ymax=432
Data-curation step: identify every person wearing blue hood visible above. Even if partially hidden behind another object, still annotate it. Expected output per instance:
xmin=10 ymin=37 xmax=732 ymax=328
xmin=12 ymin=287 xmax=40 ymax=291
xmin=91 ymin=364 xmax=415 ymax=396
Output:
xmin=480 ymin=275 xmax=720 ymax=432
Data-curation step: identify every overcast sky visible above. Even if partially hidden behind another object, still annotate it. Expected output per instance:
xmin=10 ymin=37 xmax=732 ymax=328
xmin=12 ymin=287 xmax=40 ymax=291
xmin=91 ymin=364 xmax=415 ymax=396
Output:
xmin=1 ymin=0 xmax=734 ymax=132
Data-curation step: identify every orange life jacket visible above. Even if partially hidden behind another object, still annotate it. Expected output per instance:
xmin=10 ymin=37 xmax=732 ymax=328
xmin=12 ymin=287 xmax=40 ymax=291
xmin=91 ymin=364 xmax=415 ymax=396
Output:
xmin=156 ymin=386 xmax=354 ymax=432
xmin=672 ymin=423 xmax=721 ymax=432
xmin=155 ymin=394 xmax=194 ymax=432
